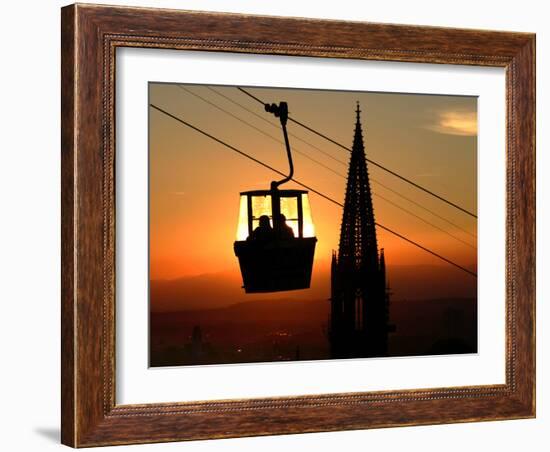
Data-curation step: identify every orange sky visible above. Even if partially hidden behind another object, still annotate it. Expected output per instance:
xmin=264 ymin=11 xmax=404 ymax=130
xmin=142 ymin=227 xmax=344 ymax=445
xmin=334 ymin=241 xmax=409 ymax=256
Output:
xmin=148 ymin=83 xmax=477 ymax=296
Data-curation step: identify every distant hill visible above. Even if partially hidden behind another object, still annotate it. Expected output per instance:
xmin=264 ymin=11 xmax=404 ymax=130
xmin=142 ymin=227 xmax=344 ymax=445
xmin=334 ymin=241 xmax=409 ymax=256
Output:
xmin=387 ymin=264 xmax=476 ymax=303
xmin=152 ymin=297 xmax=329 ymax=328
xmin=151 ymin=271 xmax=246 ymax=311
xmin=151 ymin=296 xmax=474 ymax=333
xmin=150 ymin=264 xmax=476 ymax=312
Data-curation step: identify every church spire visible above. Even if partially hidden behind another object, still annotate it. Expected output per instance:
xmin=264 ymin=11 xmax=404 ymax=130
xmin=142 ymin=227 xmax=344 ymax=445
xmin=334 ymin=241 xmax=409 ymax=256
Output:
xmin=330 ymin=102 xmax=391 ymax=359
xmin=337 ymin=102 xmax=378 ymax=270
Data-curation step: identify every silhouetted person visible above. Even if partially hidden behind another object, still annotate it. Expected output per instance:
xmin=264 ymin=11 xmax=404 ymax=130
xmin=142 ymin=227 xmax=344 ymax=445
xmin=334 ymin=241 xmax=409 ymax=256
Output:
xmin=249 ymin=215 xmax=274 ymax=241
xmin=276 ymin=214 xmax=295 ymax=239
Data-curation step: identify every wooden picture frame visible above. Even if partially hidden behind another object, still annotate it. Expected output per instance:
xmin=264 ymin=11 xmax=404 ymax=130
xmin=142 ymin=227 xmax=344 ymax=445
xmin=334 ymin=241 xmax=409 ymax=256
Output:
xmin=61 ymin=3 xmax=535 ymax=447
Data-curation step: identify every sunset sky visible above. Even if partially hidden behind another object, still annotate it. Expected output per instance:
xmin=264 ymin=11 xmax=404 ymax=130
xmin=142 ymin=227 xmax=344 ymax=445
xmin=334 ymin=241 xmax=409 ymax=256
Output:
xmin=148 ymin=83 xmax=477 ymax=303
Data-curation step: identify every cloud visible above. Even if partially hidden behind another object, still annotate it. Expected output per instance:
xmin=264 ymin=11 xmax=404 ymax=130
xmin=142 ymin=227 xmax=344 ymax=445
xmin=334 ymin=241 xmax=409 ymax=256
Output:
xmin=426 ymin=110 xmax=477 ymax=136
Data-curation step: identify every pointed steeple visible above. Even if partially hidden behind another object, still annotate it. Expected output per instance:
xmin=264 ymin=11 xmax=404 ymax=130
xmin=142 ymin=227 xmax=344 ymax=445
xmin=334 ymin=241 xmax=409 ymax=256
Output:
xmin=337 ymin=102 xmax=378 ymax=271
xmin=330 ymin=102 xmax=391 ymax=359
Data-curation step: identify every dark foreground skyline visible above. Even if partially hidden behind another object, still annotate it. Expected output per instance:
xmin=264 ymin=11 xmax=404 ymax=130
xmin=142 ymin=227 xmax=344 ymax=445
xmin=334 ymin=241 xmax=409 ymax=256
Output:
xmin=150 ymin=295 xmax=477 ymax=367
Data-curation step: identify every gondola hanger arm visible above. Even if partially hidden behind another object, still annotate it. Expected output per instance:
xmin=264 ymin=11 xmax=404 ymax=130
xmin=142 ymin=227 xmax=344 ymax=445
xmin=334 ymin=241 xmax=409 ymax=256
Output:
xmin=265 ymin=102 xmax=294 ymax=190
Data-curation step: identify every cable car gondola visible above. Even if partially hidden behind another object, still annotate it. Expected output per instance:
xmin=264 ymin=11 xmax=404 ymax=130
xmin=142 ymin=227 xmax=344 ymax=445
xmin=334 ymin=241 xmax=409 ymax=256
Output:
xmin=234 ymin=101 xmax=317 ymax=293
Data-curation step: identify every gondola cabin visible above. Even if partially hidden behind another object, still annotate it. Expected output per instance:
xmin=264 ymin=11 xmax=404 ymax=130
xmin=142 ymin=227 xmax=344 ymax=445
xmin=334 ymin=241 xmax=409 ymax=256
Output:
xmin=234 ymin=189 xmax=317 ymax=293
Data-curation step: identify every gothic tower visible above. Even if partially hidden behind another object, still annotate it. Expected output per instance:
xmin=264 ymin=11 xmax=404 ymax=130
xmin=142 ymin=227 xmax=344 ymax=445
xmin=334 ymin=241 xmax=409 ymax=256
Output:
xmin=329 ymin=103 xmax=391 ymax=358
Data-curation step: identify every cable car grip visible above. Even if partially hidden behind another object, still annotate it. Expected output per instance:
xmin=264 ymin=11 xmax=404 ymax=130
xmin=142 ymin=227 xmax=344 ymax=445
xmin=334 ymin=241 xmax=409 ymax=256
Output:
xmin=265 ymin=102 xmax=293 ymax=192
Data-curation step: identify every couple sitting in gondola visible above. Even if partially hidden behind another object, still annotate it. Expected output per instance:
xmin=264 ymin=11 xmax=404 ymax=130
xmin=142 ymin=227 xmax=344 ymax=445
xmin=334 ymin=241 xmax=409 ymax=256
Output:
xmin=249 ymin=214 xmax=294 ymax=241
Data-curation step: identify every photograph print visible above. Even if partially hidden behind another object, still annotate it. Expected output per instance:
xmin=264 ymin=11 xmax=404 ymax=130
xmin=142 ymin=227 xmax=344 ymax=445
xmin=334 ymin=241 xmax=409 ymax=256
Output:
xmin=148 ymin=83 xmax=478 ymax=367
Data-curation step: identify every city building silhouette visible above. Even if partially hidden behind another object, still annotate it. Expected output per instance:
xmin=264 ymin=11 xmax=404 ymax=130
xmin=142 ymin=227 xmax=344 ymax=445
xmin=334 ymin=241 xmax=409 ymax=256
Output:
xmin=329 ymin=103 xmax=393 ymax=358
